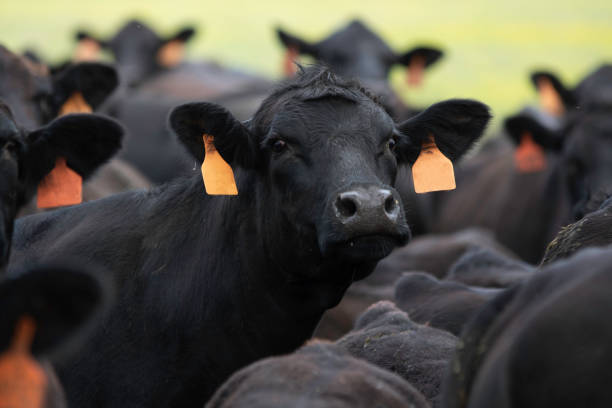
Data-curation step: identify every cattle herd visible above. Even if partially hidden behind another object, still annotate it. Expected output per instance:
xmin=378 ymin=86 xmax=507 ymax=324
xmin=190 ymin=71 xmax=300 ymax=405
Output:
xmin=1 ymin=17 xmax=611 ymax=408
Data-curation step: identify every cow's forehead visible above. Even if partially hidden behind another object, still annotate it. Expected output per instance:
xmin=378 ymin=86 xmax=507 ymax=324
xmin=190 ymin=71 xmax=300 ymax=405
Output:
xmin=269 ymin=97 xmax=394 ymax=144
xmin=317 ymin=21 xmax=394 ymax=57
xmin=111 ymin=21 xmax=160 ymax=49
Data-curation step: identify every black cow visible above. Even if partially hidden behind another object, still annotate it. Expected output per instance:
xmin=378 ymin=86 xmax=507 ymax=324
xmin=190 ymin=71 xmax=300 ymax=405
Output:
xmin=0 ymin=44 xmax=149 ymax=215
xmin=442 ymin=246 xmax=612 ymax=408
xmin=335 ymin=301 xmax=457 ymax=407
xmin=206 ymin=340 xmax=430 ymax=408
xmin=8 ymin=66 xmax=490 ymax=406
xmin=277 ymin=19 xmax=443 ymax=119
xmin=76 ymin=19 xmax=195 ymax=87
xmin=0 ymin=102 xmax=123 ymax=270
xmin=428 ymin=65 xmax=612 ymax=263
xmin=0 ymin=265 xmax=111 ymax=408
xmin=393 ymin=272 xmax=502 ymax=335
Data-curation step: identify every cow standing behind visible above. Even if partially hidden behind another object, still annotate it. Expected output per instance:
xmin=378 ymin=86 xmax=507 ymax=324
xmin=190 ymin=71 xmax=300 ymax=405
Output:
xmin=9 ymin=67 xmax=490 ymax=406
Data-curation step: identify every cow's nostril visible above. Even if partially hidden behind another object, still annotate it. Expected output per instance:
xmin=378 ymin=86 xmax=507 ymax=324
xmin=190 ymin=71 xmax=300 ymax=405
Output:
xmin=384 ymin=195 xmax=396 ymax=215
xmin=336 ymin=196 xmax=358 ymax=218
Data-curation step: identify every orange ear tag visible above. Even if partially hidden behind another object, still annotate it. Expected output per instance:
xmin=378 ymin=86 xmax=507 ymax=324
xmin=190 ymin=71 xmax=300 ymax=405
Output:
xmin=406 ymin=55 xmax=426 ymax=87
xmin=412 ymin=136 xmax=456 ymax=193
xmin=37 ymin=157 xmax=83 ymax=208
xmin=201 ymin=135 xmax=238 ymax=195
xmin=157 ymin=40 xmax=185 ymax=68
xmin=58 ymin=92 xmax=92 ymax=116
xmin=283 ymin=47 xmax=299 ymax=76
xmin=514 ymin=132 xmax=547 ymax=173
xmin=0 ymin=316 xmax=47 ymax=408
xmin=537 ymin=78 xmax=564 ymax=117
xmin=73 ymin=38 xmax=101 ymax=62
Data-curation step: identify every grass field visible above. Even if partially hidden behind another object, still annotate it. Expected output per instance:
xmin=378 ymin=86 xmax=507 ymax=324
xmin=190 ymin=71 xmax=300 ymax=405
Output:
xmin=2 ymin=0 xmax=612 ymax=133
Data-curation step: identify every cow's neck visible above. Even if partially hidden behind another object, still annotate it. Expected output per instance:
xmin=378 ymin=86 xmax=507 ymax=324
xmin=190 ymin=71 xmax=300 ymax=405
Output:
xmin=168 ymin=172 xmax=366 ymax=390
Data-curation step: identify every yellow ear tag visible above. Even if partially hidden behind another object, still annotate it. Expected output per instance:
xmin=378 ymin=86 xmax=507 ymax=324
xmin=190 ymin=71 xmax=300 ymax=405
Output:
xmin=406 ymin=55 xmax=426 ymax=87
xmin=59 ymin=92 xmax=92 ymax=116
xmin=201 ymin=135 xmax=238 ymax=195
xmin=537 ymin=77 xmax=564 ymax=117
xmin=0 ymin=316 xmax=47 ymax=408
xmin=412 ymin=136 xmax=456 ymax=194
xmin=73 ymin=38 xmax=101 ymax=62
xmin=37 ymin=157 xmax=83 ymax=208
xmin=157 ymin=40 xmax=185 ymax=68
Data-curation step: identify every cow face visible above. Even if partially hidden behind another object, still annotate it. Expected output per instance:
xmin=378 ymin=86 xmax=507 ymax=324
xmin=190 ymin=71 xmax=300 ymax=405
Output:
xmin=76 ymin=20 xmax=195 ymax=87
xmin=170 ymin=67 xmax=490 ymax=272
xmin=0 ymin=45 xmax=117 ymax=127
xmin=563 ymin=112 xmax=612 ymax=219
xmin=0 ymin=102 xmax=123 ymax=267
xmin=277 ymin=20 xmax=443 ymax=83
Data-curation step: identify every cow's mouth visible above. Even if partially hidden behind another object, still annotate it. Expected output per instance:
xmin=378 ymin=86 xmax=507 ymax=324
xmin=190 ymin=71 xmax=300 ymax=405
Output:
xmin=323 ymin=233 xmax=409 ymax=264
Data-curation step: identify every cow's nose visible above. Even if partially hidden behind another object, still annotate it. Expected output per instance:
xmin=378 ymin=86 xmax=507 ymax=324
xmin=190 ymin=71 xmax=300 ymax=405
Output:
xmin=334 ymin=187 xmax=400 ymax=225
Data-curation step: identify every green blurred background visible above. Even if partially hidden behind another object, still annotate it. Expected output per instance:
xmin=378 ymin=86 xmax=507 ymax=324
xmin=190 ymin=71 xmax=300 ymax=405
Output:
xmin=2 ymin=0 xmax=612 ymax=133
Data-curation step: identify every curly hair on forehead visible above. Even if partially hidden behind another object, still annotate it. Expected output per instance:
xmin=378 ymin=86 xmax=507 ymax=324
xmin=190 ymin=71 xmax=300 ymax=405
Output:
xmin=251 ymin=64 xmax=382 ymax=132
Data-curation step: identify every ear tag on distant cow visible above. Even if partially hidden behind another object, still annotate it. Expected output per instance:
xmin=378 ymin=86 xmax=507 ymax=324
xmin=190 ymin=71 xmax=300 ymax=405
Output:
xmin=537 ymin=77 xmax=564 ymax=117
xmin=514 ymin=132 xmax=547 ymax=173
xmin=37 ymin=157 xmax=83 ymax=208
xmin=406 ymin=55 xmax=426 ymax=87
xmin=73 ymin=38 xmax=101 ymax=62
xmin=157 ymin=40 xmax=185 ymax=68
xmin=283 ymin=47 xmax=299 ymax=76
xmin=0 ymin=316 xmax=47 ymax=408
xmin=412 ymin=136 xmax=456 ymax=193
xmin=58 ymin=92 xmax=92 ymax=116
xmin=201 ymin=135 xmax=238 ymax=195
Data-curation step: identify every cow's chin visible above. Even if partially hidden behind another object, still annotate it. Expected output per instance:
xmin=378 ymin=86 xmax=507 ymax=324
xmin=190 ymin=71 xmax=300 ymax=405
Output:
xmin=323 ymin=235 xmax=405 ymax=264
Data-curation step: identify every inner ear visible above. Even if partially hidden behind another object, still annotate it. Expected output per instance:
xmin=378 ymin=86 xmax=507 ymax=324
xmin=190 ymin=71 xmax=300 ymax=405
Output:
xmin=51 ymin=63 xmax=118 ymax=114
xmin=73 ymin=31 xmax=107 ymax=62
xmin=157 ymin=26 xmax=196 ymax=68
xmin=168 ymin=102 xmax=259 ymax=169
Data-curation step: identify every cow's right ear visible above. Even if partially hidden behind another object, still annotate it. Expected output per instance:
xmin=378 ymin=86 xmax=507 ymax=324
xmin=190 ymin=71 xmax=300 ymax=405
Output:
xmin=21 ymin=114 xmax=123 ymax=199
xmin=395 ymin=46 xmax=444 ymax=87
xmin=505 ymin=111 xmax=563 ymax=151
xmin=530 ymin=71 xmax=575 ymax=116
xmin=169 ymin=102 xmax=259 ymax=169
xmin=0 ymin=265 xmax=111 ymax=358
xmin=73 ymin=31 xmax=107 ymax=62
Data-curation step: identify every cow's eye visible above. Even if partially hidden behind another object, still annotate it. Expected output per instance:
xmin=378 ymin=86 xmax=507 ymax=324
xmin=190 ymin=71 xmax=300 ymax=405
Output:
xmin=387 ymin=137 xmax=397 ymax=152
xmin=270 ymin=139 xmax=287 ymax=153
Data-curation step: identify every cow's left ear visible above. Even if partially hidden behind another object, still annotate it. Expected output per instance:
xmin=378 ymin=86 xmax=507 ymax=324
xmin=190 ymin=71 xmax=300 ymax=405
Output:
xmin=169 ymin=102 xmax=259 ymax=169
xmin=395 ymin=46 xmax=444 ymax=87
xmin=396 ymin=99 xmax=491 ymax=166
xmin=530 ymin=71 xmax=575 ymax=116
xmin=50 ymin=63 xmax=118 ymax=115
xmin=21 ymin=114 xmax=123 ymax=198
xmin=157 ymin=26 xmax=196 ymax=68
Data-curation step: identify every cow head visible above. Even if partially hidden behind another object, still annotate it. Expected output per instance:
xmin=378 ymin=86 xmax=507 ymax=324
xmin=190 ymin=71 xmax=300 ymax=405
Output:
xmin=0 ymin=102 xmax=123 ymax=267
xmin=170 ymin=67 xmax=489 ymax=281
xmin=277 ymin=20 xmax=443 ymax=83
xmin=76 ymin=20 xmax=196 ymax=87
xmin=0 ymin=45 xmax=118 ymax=128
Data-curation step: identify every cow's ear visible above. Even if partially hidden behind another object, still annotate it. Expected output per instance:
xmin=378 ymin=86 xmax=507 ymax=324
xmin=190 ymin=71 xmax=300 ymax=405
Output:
xmin=275 ymin=27 xmax=319 ymax=58
xmin=73 ymin=31 xmax=107 ymax=62
xmin=157 ymin=26 xmax=196 ymax=68
xmin=0 ymin=265 xmax=110 ymax=358
xmin=22 ymin=114 xmax=123 ymax=195
xmin=395 ymin=46 xmax=444 ymax=87
xmin=50 ymin=63 xmax=118 ymax=114
xmin=169 ymin=102 xmax=259 ymax=169
xmin=530 ymin=71 xmax=575 ymax=116
xmin=396 ymin=99 xmax=491 ymax=166
xmin=505 ymin=112 xmax=563 ymax=151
